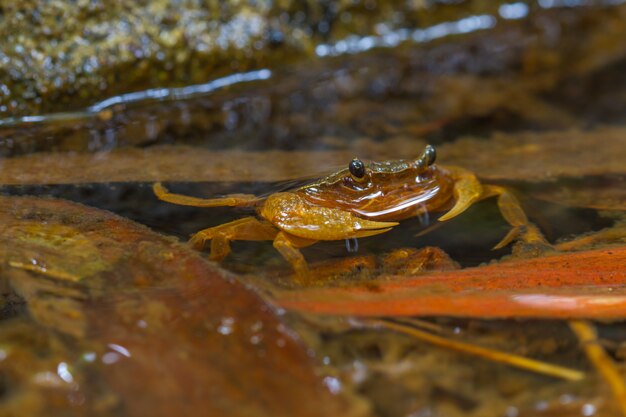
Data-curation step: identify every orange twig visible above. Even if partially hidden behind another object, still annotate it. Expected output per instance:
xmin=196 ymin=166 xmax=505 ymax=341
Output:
xmin=363 ymin=319 xmax=584 ymax=381
xmin=570 ymin=320 xmax=626 ymax=417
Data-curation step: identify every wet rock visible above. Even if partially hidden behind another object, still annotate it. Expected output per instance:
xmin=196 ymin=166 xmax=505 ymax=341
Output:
xmin=0 ymin=0 xmax=507 ymax=117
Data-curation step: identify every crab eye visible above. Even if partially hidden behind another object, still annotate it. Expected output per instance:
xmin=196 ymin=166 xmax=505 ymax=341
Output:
xmin=415 ymin=145 xmax=437 ymax=168
xmin=349 ymin=158 xmax=366 ymax=178
xmin=423 ymin=145 xmax=436 ymax=166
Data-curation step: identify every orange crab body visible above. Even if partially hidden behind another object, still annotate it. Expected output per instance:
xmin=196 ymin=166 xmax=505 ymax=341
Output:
xmin=154 ymin=145 xmax=546 ymax=281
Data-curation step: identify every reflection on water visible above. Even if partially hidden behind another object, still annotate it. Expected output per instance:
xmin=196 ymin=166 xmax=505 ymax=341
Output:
xmin=315 ymin=14 xmax=497 ymax=57
xmin=0 ymin=2 xmax=626 ymax=417
xmin=0 ymin=69 xmax=273 ymax=128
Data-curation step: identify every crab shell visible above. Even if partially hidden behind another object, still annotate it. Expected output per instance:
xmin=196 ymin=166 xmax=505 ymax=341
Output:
xmin=296 ymin=160 xmax=455 ymax=222
xmin=258 ymin=147 xmax=463 ymax=242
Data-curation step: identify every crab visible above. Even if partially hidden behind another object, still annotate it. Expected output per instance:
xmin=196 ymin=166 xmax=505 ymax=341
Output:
xmin=153 ymin=145 xmax=547 ymax=281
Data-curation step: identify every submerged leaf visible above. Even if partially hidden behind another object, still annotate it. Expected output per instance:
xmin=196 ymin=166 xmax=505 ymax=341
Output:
xmin=0 ymin=195 xmax=354 ymax=417
xmin=276 ymin=246 xmax=626 ymax=319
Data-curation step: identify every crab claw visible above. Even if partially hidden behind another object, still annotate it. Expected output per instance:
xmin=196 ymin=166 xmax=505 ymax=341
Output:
xmin=438 ymin=194 xmax=476 ymax=222
xmin=352 ymin=218 xmax=399 ymax=238
xmin=438 ymin=175 xmax=482 ymax=222
xmin=352 ymin=217 xmax=399 ymax=237
xmin=355 ymin=218 xmax=399 ymax=230
xmin=270 ymin=194 xmax=399 ymax=241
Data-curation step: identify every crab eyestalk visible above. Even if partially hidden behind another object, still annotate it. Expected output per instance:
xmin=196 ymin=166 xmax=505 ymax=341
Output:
xmin=414 ymin=145 xmax=437 ymax=169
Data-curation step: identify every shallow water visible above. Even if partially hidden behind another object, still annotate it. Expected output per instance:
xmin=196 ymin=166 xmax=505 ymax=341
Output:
xmin=1 ymin=2 xmax=626 ymax=417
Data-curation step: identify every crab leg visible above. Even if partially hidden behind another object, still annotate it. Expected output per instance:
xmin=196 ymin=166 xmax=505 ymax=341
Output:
xmin=481 ymin=184 xmax=548 ymax=249
xmin=153 ymin=182 xmax=260 ymax=207
xmin=273 ymin=232 xmax=317 ymax=282
xmin=438 ymin=167 xmax=547 ymax=249
xmin=189 ymin=217 xmax=278 ymax=261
